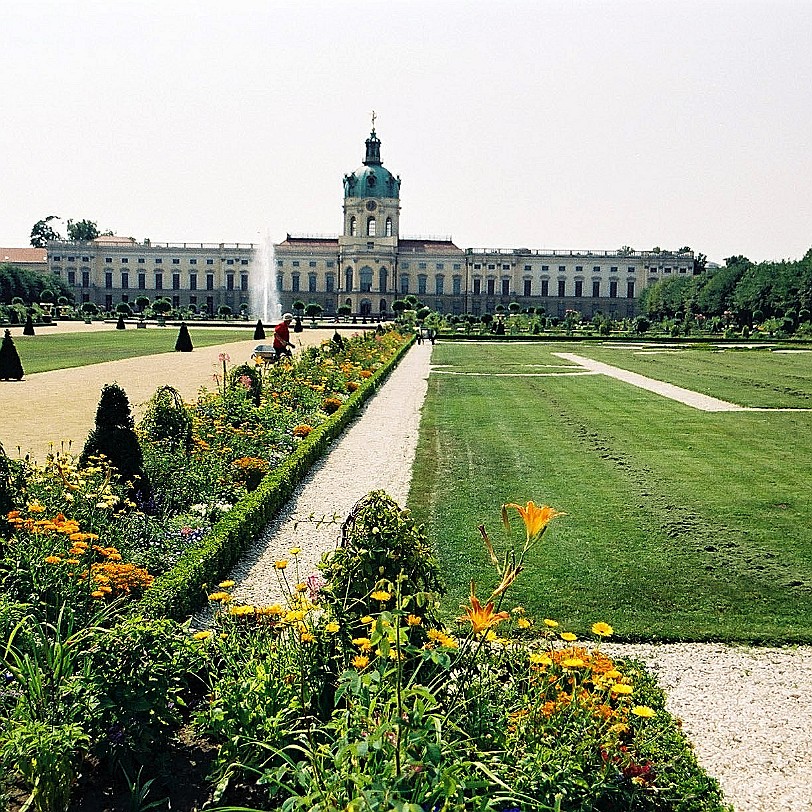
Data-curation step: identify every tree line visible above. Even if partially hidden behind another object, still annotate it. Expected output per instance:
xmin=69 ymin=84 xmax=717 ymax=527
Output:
xmin=639 ymin=248 xmax=812 ymax=325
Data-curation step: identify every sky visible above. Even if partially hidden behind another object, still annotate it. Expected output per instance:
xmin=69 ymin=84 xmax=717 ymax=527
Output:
xmin=2 ymin=0 xmax=810 ymax=265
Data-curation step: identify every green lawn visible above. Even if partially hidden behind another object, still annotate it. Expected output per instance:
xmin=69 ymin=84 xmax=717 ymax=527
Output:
xmin=409 ymin=341 xmax=812 ymax=644
xmin=11 ymin=328 xmax=252 ymax=374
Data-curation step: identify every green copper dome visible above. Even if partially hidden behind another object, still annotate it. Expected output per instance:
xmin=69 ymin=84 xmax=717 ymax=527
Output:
xmin=343 ymin=129 xmax=401 ymax=199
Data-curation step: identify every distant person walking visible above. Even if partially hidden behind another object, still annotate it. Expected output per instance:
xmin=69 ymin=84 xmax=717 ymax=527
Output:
xmin=273 ymin=313 xmax=295 ymax=361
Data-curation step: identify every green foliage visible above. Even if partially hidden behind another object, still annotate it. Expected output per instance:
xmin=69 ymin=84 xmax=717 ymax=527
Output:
xmin=82 ymin=616 xmax=205 ymax=767
xmin=319 ymin=491 xmax=445 ymax=636
xmin=29 ymin=215 xmax=62 ymax=248
xmin=229 ymin=362 xmax=261 ymax=406
xmin=81 ymin=383 xmax=147 ymax=494
xmin=174 ymin=321 xmax=193 ymax=352
xmin=1 ymin=720 xmax=89 ymax=812
xmin=139 ymin=385 xmax=193 ymax=453
xmin=0 ymin=329 xmax=24 ymax=380
xmin=66 ymin=218 xmax=100 ymax=242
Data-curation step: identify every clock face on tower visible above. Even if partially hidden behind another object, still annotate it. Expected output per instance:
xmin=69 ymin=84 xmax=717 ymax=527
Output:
xmin=366 ymin=201 xmax=377 ymax=211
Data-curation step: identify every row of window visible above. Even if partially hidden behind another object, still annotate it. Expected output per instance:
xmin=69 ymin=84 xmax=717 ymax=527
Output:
xmin=477 ymin=263 xmax=640 ymax=274
xmin=64 ymin=270 xmax=249 ymax=291
xmin=470 ymin=278 xmax=636 ymax=298
xmin=348 ymin=216 xmax=394 ymax=237
xmin=53 ymin=256 xmax=249 ymax=266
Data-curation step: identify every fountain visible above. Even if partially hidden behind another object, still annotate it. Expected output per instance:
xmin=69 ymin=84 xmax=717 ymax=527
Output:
xmin=250 ymin=230 xmax=281 ymax=325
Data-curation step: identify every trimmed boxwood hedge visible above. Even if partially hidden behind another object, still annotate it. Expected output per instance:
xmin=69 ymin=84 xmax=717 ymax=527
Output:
xmin=136 ymin=334 xmax=414 ymax=620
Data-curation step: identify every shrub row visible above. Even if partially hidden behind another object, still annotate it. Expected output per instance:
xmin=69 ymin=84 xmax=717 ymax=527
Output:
xmin=136 ymin=334 xmax=415 ymax=619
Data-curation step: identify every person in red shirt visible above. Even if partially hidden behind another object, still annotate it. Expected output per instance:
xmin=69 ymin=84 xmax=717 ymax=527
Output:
xmin=273 ymin=313 xmax=295 ymax=360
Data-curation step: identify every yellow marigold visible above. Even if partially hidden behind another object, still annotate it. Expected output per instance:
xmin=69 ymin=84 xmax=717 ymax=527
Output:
xmin=351 ymin=654 xmax=370 ymax=669
xmin=605 ymin=669 xmax=623 ymax=680
xmin=361 ymin=615 xmax=375 ymax=625
xmin=91 ymin=590 xmax=105 ymax=599
xmin=543 ymin=618 xmax=559 ymax=628
xmin=193 ymin=630 xmax=213 ymax=640
xmin=218 ymin=580 xmax=235 ymax=588
xmin=631 ymin=705 xmax=656 ymax=718
xmin=292 ymin=424 xmax=313 ymax=438
xmin=406 ymin=614 xmax=422 ymax=626
xmin=228 ymin=605 xmax=255 ymax=616
xmin=352 ymin=637 xmax=373 ymax=652
xmin=300 ymin=631 xmax=316 ymax=643
xmin=27 ymin=502 xmax=46 ymax=513
xmin=274 ymin=560 xmax=289 ymax=570
xmin=359 ymin=370 xmax=373 ymax=378
xmin=208 ymin=591 xmax=232 ymax=602
xmin=370 ymin=590 xmax=392 ymax=602
xmin=611 ymin=683 xmax=634 ymax=696
xmin=517 ymin=617 xmax=532 ymax=629
xmin=346 ymin=381 xmax=359 ymax=392
xmin=591 ymin=622 xmax=614 ymax=637
xmin=562 ymin=657 xmax=587 ymax=668
xmin=44 ymin=555 xmax=62 ymax=564
xmin=529 ymin=652 xmax=552 ymax=666
xmin=325 ymin=621 xmax=340 ymax=633
xmin=560 ymin=632 xmax=577 ymax=642
xmin=439 ymin=633 xmax=458 ymax=649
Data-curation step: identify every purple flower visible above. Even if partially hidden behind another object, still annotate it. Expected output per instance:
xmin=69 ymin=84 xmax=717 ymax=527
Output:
xmin=306 ymin=572 xmax=326 ymax=600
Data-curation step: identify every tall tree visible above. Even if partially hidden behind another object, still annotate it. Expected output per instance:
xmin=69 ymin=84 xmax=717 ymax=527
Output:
xmin=29 ymin=216 xmax=62 ymax=248
xmin=66 ymin=219 xmax=100 ymax=242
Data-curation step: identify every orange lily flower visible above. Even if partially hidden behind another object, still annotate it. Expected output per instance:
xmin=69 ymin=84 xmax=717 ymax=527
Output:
xmin=502 ymin=501 xmax=566 ymax=542
xmin=458 ymin=582 xmax=510 ymax=634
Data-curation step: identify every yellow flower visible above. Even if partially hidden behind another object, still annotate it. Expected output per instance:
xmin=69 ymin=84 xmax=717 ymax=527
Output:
xmin=300 ymin=631 xmax=315 ymax=643
xmin=560 ymin=632 xmax=577 ymax=642
xmin=352 ymin=637 xmax=373 ymax=652
xmin=501 ymin=501 xmax=566 ymax=541
xmin=351 ymin=655 xmax=370 ymax=669
xmin=289 ymin=547 xmax=302 ymax=556
xmin=193 ymin=630 xmax=213 ymax=640
xmin=44 ymin=555 xmax=62 ymax=564
xmin=208 ymin=591 xmax=232 ymax=602
xmin=458 ymin=582 xmax=510 ymax=635
xmin=485 ymin=630 xmax=498 ymax=642
xmin=274 ymin=560 xmax=289 ymax=570
xmin=517 ymin=617 xmax=531 ymax=629
xmin=228 ymin=605 xmax=255 ymax=616
xmin=529 ymin=652 xmax=552 ymax=666
xmin=512 ymin=606 xmax=525 ymax=615
xmin=543 ymin=618 xmax=559 ymax=628
xmin=370 ymin=590 xmax=392 ymax=602
xmin=27 ymin=502 xmax=46 ymax=513
xmin=218 ymin=580 xmax=235 ymax=588
xmin=325 ymin=621 xmax=340 ymax=633
xmin=631 ymin=705 xmax=656 ymax=718
xmin=591 ymin=622 xmax=614 ymax=637
xmin=605 ymin=669 xmax=623 ymax=680
xmin=91 ymin=590 xmax=105 ymax=599
xmin=562 ymin=657 xmax=587 ymax=668
xmin=295 ymin=582 xmax=307 ymax=592
xmin=361 ymin=615 xmax=375 ymax=625
xmin=611 ymin=683 xmax=634 ymax=696
xmin=406 ymin=614 xmax=422 ymax=626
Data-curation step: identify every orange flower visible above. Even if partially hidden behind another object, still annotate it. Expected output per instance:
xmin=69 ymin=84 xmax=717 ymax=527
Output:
xmin=458 ymin=582 xmax=510 ymax=634
xmin=502 ymin=501 xmax=566 ymax=541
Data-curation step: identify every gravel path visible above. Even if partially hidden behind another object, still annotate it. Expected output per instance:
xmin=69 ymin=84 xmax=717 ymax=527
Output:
xmin=199 ymin=342 xmax=811 ymax=812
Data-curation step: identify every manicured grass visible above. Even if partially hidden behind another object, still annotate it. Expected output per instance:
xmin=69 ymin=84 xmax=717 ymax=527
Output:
xmin=571 ymin=342 xmax=812 ymax=408
xmin=409 ymin=341 xmax=812 ymax=644
xmin=11 ymin=328 xmax=252 ymax=374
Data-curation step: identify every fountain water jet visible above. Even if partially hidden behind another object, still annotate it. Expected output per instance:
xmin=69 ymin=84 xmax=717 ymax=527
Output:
xmin=250 ymin=230 xmax=281 ymax=325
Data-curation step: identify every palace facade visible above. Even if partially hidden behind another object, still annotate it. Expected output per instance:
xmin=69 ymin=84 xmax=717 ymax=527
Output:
xmin=274 ymin=128 xmax=694 ymax=319
xmin=43 ymin=128 xmax=693 ymax=319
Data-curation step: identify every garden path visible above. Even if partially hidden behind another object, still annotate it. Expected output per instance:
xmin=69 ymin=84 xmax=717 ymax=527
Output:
xmin=0 ymin=325 xmax=336 ymax=462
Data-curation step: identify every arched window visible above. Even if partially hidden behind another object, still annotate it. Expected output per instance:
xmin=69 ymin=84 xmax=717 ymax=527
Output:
xmin=379 ymin=267 xmax=388 ymax=293
xmin=359 ymin=267 xmax=373 ymax=292
xmin=367 ymin=217 xmax=376 ymax=237
xmin=385 ymin=217 xmax=393 ymax=237
xmin=349 ymin=216 xmax=357 ymax=236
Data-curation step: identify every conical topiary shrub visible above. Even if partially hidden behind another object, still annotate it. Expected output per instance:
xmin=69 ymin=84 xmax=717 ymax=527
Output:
xmin=0 ymin=330 xmax=24 ymax=380
xmin=80 ymin=383 xmax=147 ymax=496
xmin=116 ymin=314 xmax=126 ymax=330
xmin=174 ymin=322 xmax=193 ymax=352
xmin=139 ymin=385 xmax=193 ymax=453
xmin=22 ymin=314 xmax=35 ymax=336
xmin=253 ymin=319 xmax=266 ymax=340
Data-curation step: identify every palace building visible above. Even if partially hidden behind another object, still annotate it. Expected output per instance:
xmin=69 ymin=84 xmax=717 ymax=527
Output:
xmin=273 ymin=127 xmax=693 ymax=320
xmin=43 ymin=127 xmax=693 ymax=318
